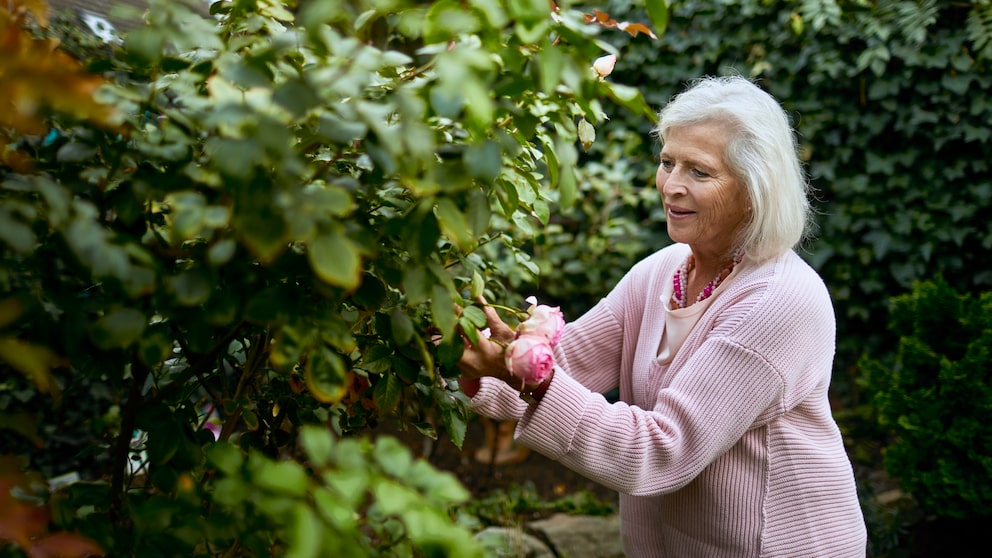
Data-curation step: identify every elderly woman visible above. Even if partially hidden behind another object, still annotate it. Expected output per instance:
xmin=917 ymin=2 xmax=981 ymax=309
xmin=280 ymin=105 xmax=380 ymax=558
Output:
xmin=457 ymin=75 xmax=867 ymax=557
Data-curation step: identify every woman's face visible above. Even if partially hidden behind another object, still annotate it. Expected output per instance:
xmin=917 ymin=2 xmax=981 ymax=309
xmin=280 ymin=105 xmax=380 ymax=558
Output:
xmin=655 ymin=123 xmax=750 ymax=260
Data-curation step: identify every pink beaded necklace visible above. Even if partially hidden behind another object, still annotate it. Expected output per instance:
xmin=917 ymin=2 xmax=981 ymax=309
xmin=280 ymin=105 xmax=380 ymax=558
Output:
xmin=671 ymin=250 xmax=744 ymax=309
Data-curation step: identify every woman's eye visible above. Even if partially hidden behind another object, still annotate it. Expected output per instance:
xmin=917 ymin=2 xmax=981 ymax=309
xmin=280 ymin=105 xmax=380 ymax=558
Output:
xmin=691 ymin=168 xmax=709 ymax=178
xmin=660 ymin=160 xmax=674 ymax=171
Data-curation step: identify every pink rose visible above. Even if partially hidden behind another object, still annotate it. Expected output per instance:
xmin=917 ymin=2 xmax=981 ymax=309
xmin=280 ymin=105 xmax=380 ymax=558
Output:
xmin=504 ymin=333 xmax=555 ymax=385
xmin=517 ymin=296 xmax=565 ymax=347
xmin=593 ymin=54 xmax=617 ymax=80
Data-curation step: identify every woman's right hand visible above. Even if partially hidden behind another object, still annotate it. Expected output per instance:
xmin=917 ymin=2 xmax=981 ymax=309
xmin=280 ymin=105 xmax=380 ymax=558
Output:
xmin=456 ymin=298 xmax=516 ymax=385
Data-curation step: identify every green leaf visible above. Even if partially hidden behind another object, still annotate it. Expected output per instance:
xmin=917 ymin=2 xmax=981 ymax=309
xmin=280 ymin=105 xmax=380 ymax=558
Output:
xmin=435 ymin=197 xmax=474 ymax=250
xmin=403 ymin=266 xmax=431 ymax=306
xmin=470 ymin=271 xmax=485 ymax=299
xmin=460 ymin=305 xmax=488 ymax=329
xmin=212 ymin=477 xmax=247 ymax=507
xmin=538 ymin=43 xmax=563 ymax=94
xmin=645 ymin=0 xmax=670 ymax=37
xmin=300 ymin=425 xmax=336 ymax=467
xmin=373 ymin=436 xmax=414 ymax=479
xmin=605 ymin=82 xmax=655 ymax=120
xmin=372 ymin=479 xmax=420 ymax=516
xmin=373 ymin=372 xmax=402 ymax=414
xmin=313 ymin=487 xmax=356 ymax=532
xmin=205 ymin=137 xmax=263 ymax=180
xmin=307 ymin=228 xmax=362 ymax=290
xmin=438 ymin=405 xmax=469 ymax=451
xmin=554 ymin=137 xmax=578 ymax=209
xmin=285 ymin=507 xmax=320 ymax=558
xmin=273 ymin=79 xmax=320 ymax=119
xmin=410 ymin=458 xmax=469 ymax=502
xmin=166 ymin=269 xmax=212 ymax=306
xmin=431 ymin=284 xmax=457 ymax=337
xmin=89 ymin=307 xmax=147 ymax=350
xmin=125 ymin=27 xmax=165 ymax=65
xmin=305 ymin=348 xmax=348 ymax=403
xmin=324 ymin=464 xmax=369 ymax=508
xmin=390 ymin=309 xmax=415 ymax=345
xmin=463 ymin=140 xmax=502 ymax=184
xmin=206 ymin=442 xmax=245 ymax=475
xmin=138 ymin=324 xmax=174 ymax=367
xmin=0 ymin=211 xmax=36 ymax=253
xmin=251 ymin=456 xmax=309 ymax=497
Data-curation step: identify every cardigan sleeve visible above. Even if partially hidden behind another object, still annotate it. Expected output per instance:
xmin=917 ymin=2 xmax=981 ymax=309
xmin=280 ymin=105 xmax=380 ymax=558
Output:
xmin=514 ymin=335 xmax=785 ymax=496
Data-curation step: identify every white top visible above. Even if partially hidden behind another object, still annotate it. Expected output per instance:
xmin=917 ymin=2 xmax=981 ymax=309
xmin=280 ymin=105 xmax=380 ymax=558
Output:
xmin=657 ymin=262 xmax=744 ymax=363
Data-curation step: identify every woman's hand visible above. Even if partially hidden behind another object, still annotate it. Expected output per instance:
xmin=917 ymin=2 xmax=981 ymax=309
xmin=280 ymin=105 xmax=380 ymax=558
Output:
xmin=456 ymin=298 xmax=516 ymax=385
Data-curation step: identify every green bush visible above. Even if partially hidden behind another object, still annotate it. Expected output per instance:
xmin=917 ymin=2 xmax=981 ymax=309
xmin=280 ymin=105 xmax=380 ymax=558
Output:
xmin=860 ymin=277 xmax=992 ymax=520
xmin=0 ymin=1 xmax=664 ymax=555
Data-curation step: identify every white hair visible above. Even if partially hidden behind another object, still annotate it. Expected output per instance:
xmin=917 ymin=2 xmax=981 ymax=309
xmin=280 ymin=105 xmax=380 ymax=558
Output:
xmin=654 ymin=75 xmax=813 ymax=262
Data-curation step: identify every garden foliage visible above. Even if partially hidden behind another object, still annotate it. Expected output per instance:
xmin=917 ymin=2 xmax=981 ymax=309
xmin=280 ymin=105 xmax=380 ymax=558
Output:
xmin=860 ymin=278 xmax=992 ymax=520
xmin=0 ymin=0 xmax=662 ymax=555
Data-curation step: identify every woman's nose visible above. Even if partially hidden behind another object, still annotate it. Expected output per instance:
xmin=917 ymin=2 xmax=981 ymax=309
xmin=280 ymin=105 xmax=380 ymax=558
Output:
xmin=660 ymin=168 xmax=686 ymax=196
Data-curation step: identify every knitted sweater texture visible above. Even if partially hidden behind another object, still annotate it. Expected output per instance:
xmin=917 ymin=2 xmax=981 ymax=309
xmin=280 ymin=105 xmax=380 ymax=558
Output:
xmin=471 ymin=244 xmax=868 ymax=557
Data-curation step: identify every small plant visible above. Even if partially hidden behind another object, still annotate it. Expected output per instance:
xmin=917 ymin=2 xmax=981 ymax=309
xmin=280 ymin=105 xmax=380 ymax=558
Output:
xmin=860 ymin=277 xmax=992 ymax=520
xmin=462 ymin=482 xmax=615 ymax=528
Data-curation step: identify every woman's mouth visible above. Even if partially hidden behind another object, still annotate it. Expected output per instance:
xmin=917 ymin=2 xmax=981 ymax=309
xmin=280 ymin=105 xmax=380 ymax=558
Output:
xmin=667 ymin=205 xmax=695 ymax=218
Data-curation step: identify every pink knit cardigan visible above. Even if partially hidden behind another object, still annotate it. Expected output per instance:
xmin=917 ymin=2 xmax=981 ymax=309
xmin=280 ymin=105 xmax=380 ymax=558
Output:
xmin=470 ymin=244 xmax=868 ymax=557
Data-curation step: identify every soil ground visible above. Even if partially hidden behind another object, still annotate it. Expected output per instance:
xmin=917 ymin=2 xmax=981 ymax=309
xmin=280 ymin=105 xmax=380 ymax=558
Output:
xmin=388 ymin=417 xmax=619 ymax=509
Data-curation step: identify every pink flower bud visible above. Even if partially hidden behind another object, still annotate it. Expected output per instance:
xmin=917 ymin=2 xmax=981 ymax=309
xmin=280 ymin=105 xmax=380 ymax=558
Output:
xmin=593 ymin=54 xmax=617 ymax=80
xmin=505 ymin=334 xmax=555 ymax=385
xmin=518 ymin=298 xmax=565 ymax=347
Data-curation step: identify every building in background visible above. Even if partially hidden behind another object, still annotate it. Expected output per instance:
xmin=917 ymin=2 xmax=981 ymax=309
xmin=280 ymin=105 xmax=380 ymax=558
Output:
xmin=46 ymin=0 xmax=214 ymax=41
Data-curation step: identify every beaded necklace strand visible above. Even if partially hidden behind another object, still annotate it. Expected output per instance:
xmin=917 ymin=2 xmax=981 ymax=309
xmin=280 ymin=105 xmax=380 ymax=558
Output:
xmin=671 ymin=250 xmax=745 ymax=309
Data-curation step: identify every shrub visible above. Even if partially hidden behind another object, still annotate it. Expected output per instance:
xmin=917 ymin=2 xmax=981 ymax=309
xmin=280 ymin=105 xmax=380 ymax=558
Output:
xmin=0 ymin=0 xmax=664 ymax=555
xmin=860 ymin=277 xmax=992 ymax=520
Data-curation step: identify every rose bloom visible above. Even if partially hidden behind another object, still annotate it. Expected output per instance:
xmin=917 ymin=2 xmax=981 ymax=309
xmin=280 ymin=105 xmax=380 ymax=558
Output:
xmin=518 ymin=296 xmax=566 ymax=346
xmin=593 ymin=54 xmax=617 ymax=80
xmin=505 ymin=333 xmax=555 ymax=385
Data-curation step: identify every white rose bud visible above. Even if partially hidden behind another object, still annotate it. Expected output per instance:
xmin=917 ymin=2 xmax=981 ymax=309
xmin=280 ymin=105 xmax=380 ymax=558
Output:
xmin=593 ymin=54 xmax=617 ymax=81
